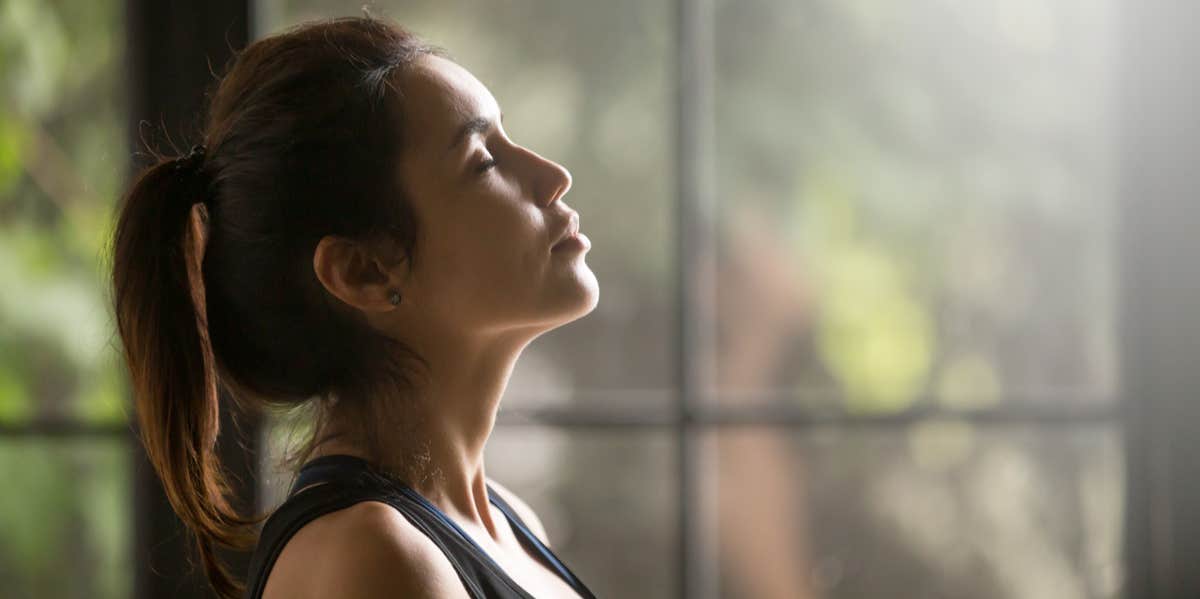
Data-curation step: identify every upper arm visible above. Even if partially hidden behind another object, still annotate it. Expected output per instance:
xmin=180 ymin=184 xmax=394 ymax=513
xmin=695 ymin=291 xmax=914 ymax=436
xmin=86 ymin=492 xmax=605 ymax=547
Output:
xmin=266 ymin=501 xmax=470 ymax=599
xmin=487 ymin=478 xmax=552 ymax=548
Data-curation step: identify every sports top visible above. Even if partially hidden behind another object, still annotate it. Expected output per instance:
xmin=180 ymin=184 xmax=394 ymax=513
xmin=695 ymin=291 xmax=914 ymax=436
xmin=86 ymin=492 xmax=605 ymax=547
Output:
xmin=243 ymin=453 xmax=599 ymax=599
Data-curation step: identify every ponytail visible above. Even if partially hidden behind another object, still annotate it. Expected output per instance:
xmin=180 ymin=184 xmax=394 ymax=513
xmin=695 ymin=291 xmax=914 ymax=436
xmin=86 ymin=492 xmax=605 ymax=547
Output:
xmin=109 ymin=147 xmax=258 ymax=599
xmin=106 ymin=16 xmax=446 ymax=597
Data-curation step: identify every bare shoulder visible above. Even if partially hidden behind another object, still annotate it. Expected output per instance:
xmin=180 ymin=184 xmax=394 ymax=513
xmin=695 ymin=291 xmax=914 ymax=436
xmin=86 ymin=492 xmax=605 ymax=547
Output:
xmin=262 ymin=500 xmax=471 ymax=599
xmin=486 ymin=477 xmax=552 ymax=548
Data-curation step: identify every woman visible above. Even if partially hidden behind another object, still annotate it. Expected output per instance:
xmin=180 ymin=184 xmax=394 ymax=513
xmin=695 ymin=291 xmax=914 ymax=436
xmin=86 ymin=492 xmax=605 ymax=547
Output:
xmin=109 ymin=15 xmax=600 ymax=599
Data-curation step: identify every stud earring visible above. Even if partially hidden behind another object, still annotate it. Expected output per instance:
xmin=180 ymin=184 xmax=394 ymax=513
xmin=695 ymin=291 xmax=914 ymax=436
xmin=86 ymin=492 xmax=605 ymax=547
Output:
xmin=388 ymin=289 xmax=402 ymax=306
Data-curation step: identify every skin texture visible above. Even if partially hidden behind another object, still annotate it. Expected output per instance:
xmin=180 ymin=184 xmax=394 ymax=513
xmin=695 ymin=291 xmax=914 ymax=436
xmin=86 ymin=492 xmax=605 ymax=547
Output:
xmin=265 ymin=54 xmax=598 ymax=598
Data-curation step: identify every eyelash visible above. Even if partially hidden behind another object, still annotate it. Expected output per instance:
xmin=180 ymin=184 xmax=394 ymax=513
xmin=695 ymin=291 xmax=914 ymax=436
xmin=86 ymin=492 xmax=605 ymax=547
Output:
xmin=476 ymin=157 xmax=497 ymax=173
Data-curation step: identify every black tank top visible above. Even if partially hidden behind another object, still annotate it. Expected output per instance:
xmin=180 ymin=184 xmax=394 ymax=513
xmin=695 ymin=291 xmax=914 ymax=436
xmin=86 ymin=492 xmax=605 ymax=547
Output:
xmin=244 ymin=454 xmax=599 ymax=599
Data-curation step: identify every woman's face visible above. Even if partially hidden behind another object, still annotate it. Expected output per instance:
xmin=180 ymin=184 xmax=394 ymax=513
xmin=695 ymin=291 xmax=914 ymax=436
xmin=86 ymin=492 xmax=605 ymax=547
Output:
xmin=392 ymin=55 xmax=598 ymax=337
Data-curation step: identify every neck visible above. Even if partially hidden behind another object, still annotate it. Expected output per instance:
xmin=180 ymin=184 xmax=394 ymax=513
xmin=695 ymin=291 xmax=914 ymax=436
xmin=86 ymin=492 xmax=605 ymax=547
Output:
xmin=311 ymin=327 xmax=535 ymax=543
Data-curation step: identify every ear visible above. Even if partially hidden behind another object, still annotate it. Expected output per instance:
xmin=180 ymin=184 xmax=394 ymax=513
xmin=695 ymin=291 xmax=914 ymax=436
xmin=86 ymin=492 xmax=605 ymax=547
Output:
xmin=312 ymin=235 xmax=402 ymax=312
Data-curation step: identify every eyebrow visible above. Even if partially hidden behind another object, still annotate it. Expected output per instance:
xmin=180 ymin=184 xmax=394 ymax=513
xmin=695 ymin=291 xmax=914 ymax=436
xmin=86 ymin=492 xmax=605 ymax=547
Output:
xmin=445 ymin=111 xmax=504 ymax=155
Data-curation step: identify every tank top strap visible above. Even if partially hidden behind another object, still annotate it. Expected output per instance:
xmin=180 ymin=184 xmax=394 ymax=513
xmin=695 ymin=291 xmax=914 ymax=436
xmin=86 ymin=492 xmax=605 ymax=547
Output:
xmin=286 ymin=453 xmax=372 ymax=497
xmin=485 ymin=487 xmax=598 ymax=599
xmin=243 ymin=481 xmax=469 ymax=599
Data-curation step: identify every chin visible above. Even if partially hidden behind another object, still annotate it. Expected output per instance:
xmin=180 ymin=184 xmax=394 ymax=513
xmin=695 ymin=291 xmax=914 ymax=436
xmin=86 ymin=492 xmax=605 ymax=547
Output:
xmin=544 ymin=272 xmax=600 ymax=325
xmin=570 ymin=268 xmax=601 ymax=316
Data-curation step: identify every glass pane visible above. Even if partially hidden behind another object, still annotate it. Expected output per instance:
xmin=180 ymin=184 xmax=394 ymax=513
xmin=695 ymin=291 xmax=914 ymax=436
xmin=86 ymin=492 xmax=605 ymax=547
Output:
xmin=0 ymin=437 xmax=132 ymax=598
xmin=698 ymin=426 xmax=1123 ymax=599
xmin=0 ymin=0 xmax=130 ymax=425
xmin=257 ymin=0 xmax=677 ymax=411
xmin=258 ymin=411 xmax=677 ymax=599
xmin=712 ymin=0 xmax=1119 ymax=410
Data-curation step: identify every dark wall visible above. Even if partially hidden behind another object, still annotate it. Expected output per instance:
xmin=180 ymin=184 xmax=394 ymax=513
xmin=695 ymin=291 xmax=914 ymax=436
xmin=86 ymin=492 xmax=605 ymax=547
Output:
xmin=124 ymin=1 xmax=260 ymax=597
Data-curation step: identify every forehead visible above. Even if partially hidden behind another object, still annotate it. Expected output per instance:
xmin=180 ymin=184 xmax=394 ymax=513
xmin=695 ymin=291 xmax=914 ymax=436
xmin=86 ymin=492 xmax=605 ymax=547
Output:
xmin=399 ymin=55 xmax=499 ymax=152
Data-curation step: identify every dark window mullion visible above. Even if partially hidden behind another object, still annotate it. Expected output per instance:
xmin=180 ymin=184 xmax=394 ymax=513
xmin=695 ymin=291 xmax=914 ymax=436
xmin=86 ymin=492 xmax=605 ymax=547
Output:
xmin=0 ymin=398 xmax=1118 ymax=436
xmin=0 ymin=422 xmax=132 ymax=437
xmin=1119 ymin=2 xmax=1200 ymax=597
xmin=496 ymin=398 xmax=1120 ymax=428
xmin=675 ymin=0 xmax=718 ymax=597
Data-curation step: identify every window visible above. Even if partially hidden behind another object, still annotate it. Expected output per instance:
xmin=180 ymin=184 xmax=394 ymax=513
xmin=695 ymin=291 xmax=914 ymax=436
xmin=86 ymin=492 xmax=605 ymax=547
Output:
xmin=703 ymin=1 xmax=1122 ymax=597
xmin=7 ymin=1 xmax=1196 ymax=598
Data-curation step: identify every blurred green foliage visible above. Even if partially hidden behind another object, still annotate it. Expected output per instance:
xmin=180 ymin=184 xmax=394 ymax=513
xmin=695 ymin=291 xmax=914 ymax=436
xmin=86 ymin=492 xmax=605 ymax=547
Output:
xmin=0 ymin=0 xmax=132 ymax=596
xmin=0 ymin=0 xmax=129 ymax=426
xmin=714 ymin=0 xmax=1117 ymax=411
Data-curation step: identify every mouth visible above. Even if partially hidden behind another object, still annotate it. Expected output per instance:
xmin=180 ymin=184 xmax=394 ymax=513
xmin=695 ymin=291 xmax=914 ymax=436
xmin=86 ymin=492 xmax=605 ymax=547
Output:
xmin=551 ymin=213 xmax=581 ymax=250
xmin=552 ymin=231 xmax=590 ymax=252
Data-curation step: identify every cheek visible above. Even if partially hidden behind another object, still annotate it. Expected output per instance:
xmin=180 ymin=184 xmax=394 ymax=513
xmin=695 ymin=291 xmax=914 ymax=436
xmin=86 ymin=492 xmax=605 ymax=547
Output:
xmin=439 ymin=209 xmax=535 ymax=279
xmin=421 ymin=184 xmax=545 ymax=283
xmin=467 ymin=208 xmax=548 ymax=291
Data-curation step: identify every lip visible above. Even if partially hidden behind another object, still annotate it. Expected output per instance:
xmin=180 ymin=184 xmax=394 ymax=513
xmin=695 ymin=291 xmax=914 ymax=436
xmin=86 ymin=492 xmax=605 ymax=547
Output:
xmin=552 ymin=231 xmax=590 ymax=252
xmin=551 ymin=212 xmax=581 ymax=249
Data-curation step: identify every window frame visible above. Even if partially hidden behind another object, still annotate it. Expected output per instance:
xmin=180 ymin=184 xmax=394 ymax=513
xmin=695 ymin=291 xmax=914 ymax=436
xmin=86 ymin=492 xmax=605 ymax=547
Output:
xmin=1 ymin=0 xmax=1179 ymax=597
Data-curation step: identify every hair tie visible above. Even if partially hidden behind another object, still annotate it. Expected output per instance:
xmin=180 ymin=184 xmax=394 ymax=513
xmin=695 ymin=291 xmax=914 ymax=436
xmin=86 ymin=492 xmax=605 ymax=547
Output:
xmin=173 ymin=144 xmax=211 ymax=208
xmin=174 ymin=143 xmax=208 ymax=173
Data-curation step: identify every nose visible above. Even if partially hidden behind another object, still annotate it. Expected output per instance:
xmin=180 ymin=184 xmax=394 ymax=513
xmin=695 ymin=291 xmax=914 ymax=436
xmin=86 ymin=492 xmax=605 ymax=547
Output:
xmin=522 ymin=146 xmax=572 ymax=207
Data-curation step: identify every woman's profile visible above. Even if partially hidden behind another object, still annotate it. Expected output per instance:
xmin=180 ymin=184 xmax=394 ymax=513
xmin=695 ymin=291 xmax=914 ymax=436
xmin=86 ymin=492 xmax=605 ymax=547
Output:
xmin=108 ymin=14 xmax=599 ymax=599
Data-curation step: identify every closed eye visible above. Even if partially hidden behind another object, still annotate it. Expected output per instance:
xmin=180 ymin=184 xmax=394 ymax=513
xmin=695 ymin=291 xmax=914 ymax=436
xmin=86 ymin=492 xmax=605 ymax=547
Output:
xmin=477 ymin=157 xmax=497 ymax=173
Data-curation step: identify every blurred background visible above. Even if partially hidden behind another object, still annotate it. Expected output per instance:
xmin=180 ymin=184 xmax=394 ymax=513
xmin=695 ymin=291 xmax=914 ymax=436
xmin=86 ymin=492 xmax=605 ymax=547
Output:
xmin=2 ymin=0 xmax=1198 ymax=597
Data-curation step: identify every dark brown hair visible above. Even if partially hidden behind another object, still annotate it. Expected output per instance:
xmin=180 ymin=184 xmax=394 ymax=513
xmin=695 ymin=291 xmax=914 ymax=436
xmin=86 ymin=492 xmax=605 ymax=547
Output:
xmin=107 ymin=15 xmax=446 ymax=598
